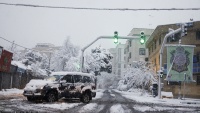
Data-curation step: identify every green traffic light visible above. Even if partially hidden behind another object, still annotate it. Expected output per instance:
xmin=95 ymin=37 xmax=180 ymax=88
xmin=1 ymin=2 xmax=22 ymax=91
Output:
xmin=140 ymin=31 xmax=145 ymax=44
xmin=140 ymin=38 xmax=145 ymax=44
xmin=114 ymin=31 xmax=118 ymax=44
xmin=114 ymin=37 xmax=118 ymax=44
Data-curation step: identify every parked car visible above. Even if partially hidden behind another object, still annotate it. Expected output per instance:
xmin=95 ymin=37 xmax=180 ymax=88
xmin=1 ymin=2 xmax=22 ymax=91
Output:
xmin=23 ymin=71 xmax=97 ymax=103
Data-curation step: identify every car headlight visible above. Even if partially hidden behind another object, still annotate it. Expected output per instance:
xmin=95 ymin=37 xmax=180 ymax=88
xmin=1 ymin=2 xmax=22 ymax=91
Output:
xmin=36 ymin=85 xmax=44 ymax=89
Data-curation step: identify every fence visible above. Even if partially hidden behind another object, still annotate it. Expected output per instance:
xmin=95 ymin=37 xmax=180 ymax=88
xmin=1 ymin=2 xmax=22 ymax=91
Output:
xmin=0 ymin=65 xmax=44 ymax=90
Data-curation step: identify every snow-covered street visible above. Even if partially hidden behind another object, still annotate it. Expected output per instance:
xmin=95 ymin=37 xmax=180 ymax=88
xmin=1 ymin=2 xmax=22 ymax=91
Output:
xmin=0 ymin=88 xmax=200 ymax=113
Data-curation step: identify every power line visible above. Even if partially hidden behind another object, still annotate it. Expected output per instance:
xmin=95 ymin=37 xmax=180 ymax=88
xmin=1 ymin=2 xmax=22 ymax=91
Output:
xmin=0 ymin=2 xmax=200 ymax=11
xmin=0 ymin=36 xmax=33 ymax=51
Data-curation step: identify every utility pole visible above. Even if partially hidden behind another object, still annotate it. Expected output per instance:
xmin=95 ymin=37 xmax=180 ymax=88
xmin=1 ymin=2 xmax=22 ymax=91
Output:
xmin=158 ymin=27 xmax=182 ymax=99
xmin=11 ymin=41 xmax=15 ymax=51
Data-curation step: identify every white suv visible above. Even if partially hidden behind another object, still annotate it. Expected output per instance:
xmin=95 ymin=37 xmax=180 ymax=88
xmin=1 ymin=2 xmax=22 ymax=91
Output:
xmin=23 ymin=72 xmax=96 ymax=103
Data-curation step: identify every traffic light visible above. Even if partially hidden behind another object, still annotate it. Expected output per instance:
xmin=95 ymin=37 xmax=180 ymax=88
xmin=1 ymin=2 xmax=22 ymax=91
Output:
xmin=114 ymin=31 xmax=118 ymax=44
xmin=140 ymin=31 xmax=145 ymax=44
xmin=181 ymin=24 xmax=187 ymax=37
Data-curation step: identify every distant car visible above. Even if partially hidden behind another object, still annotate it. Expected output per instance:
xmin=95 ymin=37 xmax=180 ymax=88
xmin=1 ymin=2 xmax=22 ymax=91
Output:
xmin=23 ymin=72 xmax=96 ymax=103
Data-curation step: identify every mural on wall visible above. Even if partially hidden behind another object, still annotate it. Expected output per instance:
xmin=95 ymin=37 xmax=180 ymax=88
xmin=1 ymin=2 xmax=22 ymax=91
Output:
xmin=166 ymin=45 xmax=195 ymax=82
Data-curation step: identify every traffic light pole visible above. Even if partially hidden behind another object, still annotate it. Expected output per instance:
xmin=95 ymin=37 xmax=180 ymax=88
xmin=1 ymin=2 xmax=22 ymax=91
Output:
xmin=80 ymin=35 xmax=142 ymax=72
xmin=158 ymin=27 xmax=182 ymax=99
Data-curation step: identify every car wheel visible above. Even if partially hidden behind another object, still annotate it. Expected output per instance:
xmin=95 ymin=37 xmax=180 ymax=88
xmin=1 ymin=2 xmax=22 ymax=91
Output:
xmin=46 ymin=92 xmax=57 ymax=102
xmin=27 ymin=97 xmax=34 ymax=101
xmin=81 ymin=93 xmax=90 ymax=103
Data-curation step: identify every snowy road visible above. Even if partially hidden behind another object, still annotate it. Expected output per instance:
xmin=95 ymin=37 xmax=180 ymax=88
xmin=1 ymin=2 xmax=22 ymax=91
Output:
xmin=0 ymin=89 xmax=200 ymax=113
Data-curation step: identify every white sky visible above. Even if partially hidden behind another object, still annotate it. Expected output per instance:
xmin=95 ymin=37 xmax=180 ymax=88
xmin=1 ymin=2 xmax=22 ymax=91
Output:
xmin=0 ymin=0 xmax=200 ymax=51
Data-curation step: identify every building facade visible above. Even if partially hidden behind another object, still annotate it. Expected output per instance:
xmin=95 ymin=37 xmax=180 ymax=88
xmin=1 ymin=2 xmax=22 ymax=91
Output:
xmin=110 ymin=43 xmax=125 ymax=76
xmin=125 ymin=28 xmax=154 ymax=67
xmin=146 ymin=21 xmax=200 ymax=98
xmin=32 ymin=43 xmax=60 ymax=58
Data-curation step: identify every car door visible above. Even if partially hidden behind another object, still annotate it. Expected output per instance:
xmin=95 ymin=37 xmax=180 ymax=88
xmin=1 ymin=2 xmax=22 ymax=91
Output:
xmin=83 ymin=76 xmax=91 ymax=86
xmin=72 ymin=74 xmax=83 ymax=93
xmin=60 ymin=74 xmax=73 ymax=97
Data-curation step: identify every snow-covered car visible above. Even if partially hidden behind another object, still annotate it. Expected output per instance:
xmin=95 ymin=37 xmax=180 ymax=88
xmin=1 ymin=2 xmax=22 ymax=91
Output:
xmin=23 ymin=71 xmax=97 ymax=103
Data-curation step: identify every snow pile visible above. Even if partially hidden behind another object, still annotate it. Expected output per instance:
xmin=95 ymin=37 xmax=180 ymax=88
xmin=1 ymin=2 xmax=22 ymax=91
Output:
xmin=134 ymin=105 xmax=155 ymax=112
xmin=78 ymin=103 xmax=98 ymax=113
xmin=93 ymin=89 xmax=104 ymax=100
xmin=133 ymin=105 xmax=197 ymax=112
xmin=36 ymin=103 xmax=81 ymax=110
xmin=0 ymin=88 xmax=23 ymax=95
xmin=161 ymin=91 xmax=173 ymax=98
xmin=117 ymin=61 xmax=157 ymax=91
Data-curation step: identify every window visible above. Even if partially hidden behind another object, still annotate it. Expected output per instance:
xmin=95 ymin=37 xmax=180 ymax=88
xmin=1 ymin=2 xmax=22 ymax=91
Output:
xmin=61 ymin=75 xmax=73 ymax=83
xmin=118 ymin=64 xmax=121 ymax=68
xmin=159 ymin=37 xmax=162 ymax=45
xmin=167 ymin=81 xmax=181 ymax=85
xmin=124 ymin=48 xmax=126 ymax=54
xmin=65 ymin=75 xmax=73 ymax=83
xmin=118 ymin=69 xmax=121 ymax=75
xmin=129 ymin=52 xmax=131 ymax=59
xmin=129 ymin=40 xmax=132 ymax=47
xmin=83 ymin=76 xmax=91 ymax=83
xmin=197 ymin=76 xmax=200 ymax=85
xmin=139 ymin=48 xmax=145 ymax=55
xmin=148 ymin=47 xmax=151 ymax=55
xmin=118 ymin=48 xmax=121 ymax=61
xmin=196 ymin=31 xmax=200 ymax=40
xmin=73 ymin=75 xmax=82 ymax=83
xmin=154 ymin=40 xmax=157 ymax=50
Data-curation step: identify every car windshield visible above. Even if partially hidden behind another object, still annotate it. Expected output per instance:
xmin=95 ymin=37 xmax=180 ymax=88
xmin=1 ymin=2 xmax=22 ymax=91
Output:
xmin=44 ymin=75 xmax=63 ymax=82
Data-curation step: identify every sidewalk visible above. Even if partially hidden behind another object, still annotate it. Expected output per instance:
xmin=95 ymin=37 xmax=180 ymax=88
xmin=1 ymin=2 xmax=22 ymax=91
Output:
xmin=0 ymin=88 xmax=24 ymax=100
xmin=180 ymin=98 xmax=200 ymax=105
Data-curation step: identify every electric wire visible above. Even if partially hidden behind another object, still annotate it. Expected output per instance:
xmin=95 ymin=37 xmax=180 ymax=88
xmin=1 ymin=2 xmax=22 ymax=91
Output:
xmin=0 ymin=2 xmax=200 ymax=11
xmin=0 ymin=36 xmax=35 ymax=51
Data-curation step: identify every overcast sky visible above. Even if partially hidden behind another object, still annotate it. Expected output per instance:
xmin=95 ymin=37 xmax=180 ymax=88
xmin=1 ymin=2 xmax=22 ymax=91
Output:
xmin=0 ymin=0 xmax=200 ymax=52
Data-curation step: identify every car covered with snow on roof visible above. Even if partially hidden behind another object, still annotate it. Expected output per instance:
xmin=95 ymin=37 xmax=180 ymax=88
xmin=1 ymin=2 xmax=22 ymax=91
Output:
xmin=23 ymin=71 xmax=97 ymax=103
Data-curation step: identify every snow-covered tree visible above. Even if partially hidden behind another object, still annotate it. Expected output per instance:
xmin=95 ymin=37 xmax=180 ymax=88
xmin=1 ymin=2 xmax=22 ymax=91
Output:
xmin=6 ymin=43 xmax=24 ymax=61
xmin=117 ymin=61 xmax=157 ymax=91
xmin=64 ymin=57 xmax=80 ymax=72
xmin=97 ymin=72 xmax=120 ymax=89
xmin=84 ymin=46 xmax=113 ymax=73
xmin=51 ymin=37 xmax=80 ymax=71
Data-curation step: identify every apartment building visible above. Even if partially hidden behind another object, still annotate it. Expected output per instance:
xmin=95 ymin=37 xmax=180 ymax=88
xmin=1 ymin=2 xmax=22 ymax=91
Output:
xmin=125 ymin=28 xmax=154 ymax=67
xmin=110 ymin=43 xmax=125 ymax=76
xmin=146 ymin=21 xmax=200 ymax=98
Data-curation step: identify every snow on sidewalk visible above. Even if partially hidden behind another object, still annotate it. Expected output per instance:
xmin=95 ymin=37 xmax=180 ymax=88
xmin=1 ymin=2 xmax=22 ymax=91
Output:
xmin=113 ymin=89 xmax=200 ymax=107
xmin=0 ymin=88 xmax=24 ymax=100
xmin=0 ymin=88 xmax=23 ymax=95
